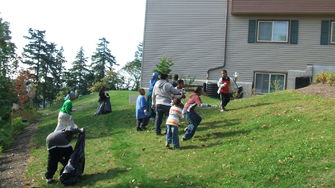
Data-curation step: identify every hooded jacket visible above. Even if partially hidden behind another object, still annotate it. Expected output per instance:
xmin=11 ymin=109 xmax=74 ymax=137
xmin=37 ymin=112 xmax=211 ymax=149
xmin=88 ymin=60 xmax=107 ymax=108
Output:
xmin=152 ymin=80 xmax=181 ymax=106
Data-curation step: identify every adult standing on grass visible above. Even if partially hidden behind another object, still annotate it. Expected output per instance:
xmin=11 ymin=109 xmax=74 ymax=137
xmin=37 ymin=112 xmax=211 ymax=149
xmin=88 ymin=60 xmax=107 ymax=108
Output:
xmin=217 ymin=69 xmax=231 ymax=112
xmin=54 ymin=91 xmax=78 ymax=132
xmin=146 ymin=72 xmax=159 ymax=119
xmin=45 ymin=127 xmax=84 ymax=184
xmin=152 ymin=73 xmax=182 ymax=135
xmin=182 ymin=86 xmax=217 ymax=141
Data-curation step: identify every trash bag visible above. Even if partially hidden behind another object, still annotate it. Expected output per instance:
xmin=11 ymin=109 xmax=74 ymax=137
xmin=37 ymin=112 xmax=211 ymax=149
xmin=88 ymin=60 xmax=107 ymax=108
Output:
xmin=95 ymin=97 xmax=112 ymax=115
xmin=60 ymin=131 xmax=85 ymax=185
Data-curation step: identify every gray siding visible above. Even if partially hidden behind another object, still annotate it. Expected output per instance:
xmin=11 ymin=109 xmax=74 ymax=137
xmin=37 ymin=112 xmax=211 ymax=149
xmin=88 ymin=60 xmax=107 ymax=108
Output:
xmin=225 ymin=15 xmax=335 ymax=84
xmin=142 ymin=0 xmax=335 ymax=89
xmin=141 ymin=0 xmax=228 ymax=87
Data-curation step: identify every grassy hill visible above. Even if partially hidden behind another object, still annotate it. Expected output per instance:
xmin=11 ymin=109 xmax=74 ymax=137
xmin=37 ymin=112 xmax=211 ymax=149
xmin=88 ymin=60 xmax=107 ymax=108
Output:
xmin=26 ymin=90 xmax=335 ymax=187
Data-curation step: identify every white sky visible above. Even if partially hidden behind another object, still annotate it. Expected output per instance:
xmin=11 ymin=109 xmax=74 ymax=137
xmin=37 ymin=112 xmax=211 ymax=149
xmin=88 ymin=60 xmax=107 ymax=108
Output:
xmin=0 ymin=0 xmax=146 ymax=69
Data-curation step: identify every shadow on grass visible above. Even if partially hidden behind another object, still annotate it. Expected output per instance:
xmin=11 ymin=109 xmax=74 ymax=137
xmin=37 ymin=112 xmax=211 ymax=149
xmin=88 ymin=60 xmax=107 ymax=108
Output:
xmin=197 ymin=119 xmax=241 ymax=132
xmin=197 ymin=129 xmax=250 ymax=141
xmin=181 ymin=141 xmax=223 ymax=150
xmin=79 ymin=168 xmax=128 ymax=186
xmin=228 ymin=102 xmax=273 ymax=111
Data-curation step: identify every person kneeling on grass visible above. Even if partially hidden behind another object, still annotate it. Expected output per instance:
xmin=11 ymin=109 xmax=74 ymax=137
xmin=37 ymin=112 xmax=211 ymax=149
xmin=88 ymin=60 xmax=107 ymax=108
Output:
xmin=182 ymin=86 xmax=217 ymax=141
xmin=45 ymin=127 xmax=84 ymax=184
xmin=165 ymin=97 xmax=184 ymax=149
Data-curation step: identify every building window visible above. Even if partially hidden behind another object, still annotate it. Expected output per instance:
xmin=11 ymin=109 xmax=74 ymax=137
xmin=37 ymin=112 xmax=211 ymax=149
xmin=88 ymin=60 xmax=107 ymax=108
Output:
xmin=254 ymin=72 xmax=286 ymax=94
xmin=257 ymin=21 xmax=289 ymax=42
xmin=331 ymin=21 xmax=335 ymax=44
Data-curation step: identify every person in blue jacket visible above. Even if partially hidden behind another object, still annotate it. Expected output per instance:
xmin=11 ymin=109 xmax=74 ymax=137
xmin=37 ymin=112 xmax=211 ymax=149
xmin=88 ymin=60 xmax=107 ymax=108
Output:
xmin=146 ymin=72 xmax=159 ymax=119
xmin=136 ymin=88 xmax=149 ymax=131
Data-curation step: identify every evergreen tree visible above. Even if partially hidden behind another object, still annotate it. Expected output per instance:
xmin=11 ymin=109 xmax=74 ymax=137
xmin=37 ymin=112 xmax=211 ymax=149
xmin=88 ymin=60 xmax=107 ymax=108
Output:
xmin=69 ymin=47 xmax=90 ymax=95
xmin=22 ymin=28 xmax=64 ymax=107
xmin=0 ymin=17 xmax=17 ymax=120
xmin=52 ymin=47 xmax=66 ymax=92
xmin=0 ymin=18 xmax=17 ymax=77
xmin=91 ymin=38 xmax=117 ymax=82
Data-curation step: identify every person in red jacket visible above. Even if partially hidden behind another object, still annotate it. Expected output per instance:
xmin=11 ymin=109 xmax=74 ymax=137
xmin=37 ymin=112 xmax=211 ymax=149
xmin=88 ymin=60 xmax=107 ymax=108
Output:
xmin=217 ymin=70 xmax=231 ymax=112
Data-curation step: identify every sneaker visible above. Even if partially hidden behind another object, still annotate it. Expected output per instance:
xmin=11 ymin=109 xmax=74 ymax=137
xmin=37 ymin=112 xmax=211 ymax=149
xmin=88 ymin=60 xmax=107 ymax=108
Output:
xmin=46 ymin=178 xmax=55 ymax=184
xmin=184 ymin=127 xmax=188 ymax=132
xmin=165 ymin=142 xmax=170 ymax=148
xmin=182 ymin=137 xmax=187 ymax=141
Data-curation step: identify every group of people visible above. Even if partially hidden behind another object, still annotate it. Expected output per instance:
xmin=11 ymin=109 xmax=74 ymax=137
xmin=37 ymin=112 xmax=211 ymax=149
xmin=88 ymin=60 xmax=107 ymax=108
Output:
xmin=45 ymin=69 xmax=234 ymax=183
xmin=136 ymin=70 xmax=234 ymax=150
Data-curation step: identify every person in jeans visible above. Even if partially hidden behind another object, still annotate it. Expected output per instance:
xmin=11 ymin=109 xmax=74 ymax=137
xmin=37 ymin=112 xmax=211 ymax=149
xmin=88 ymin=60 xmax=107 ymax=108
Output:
xmin=166 ymin=98 xmax=184 ymax=149
xmin=136 ymin=88 xmax=149 ymax=131
xmin=152 ymin=73 xmax=181 ymax=135
xmin=183 ymin=86 xmax=216 ymax=141
xmin=45 ymin=127 xmax=84 ymax=184
xmin=217 ymin=69 xmax=231 ymax=112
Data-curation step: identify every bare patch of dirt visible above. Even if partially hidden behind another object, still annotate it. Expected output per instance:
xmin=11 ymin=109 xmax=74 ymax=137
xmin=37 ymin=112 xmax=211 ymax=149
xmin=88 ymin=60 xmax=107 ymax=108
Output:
xmin=0 ymin=124 xmax=37 ymax=188
xmin=297 ymin=83 xmax=335 ymax=98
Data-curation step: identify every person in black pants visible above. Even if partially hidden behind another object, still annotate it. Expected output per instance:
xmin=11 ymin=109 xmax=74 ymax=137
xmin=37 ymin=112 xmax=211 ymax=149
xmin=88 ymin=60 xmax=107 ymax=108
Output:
xmin=217 ymin=70 xmax=231 ymax=112
xmin=45 ymin=128 xmax=84 ymax=184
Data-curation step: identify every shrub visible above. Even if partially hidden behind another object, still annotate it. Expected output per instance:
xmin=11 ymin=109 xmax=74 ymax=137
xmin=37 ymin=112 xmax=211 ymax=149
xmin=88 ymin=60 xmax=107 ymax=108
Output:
xmin=153 ymin=57 xmax=175 ymax=75
xmin=0 ymin=117 xmax=28 ymax=151
xmin=315 ymin=72 xmax=335 ymax=85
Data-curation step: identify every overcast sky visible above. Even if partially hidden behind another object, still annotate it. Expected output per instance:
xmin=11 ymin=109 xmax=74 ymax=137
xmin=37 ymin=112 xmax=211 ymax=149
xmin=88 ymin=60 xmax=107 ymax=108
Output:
xmin=0 ymin=0 xmax=146 ymax=69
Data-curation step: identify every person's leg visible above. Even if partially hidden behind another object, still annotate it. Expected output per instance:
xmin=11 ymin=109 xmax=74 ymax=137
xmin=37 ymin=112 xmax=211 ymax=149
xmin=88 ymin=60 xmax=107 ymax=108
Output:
xmin=136 ymin=119 xmax=143 ymax=131
xmin=183 ymin=112 xmax=201 ymax=140
xmin=59 ymin=147 xmax=74 ymax=175
xmin=222 ymin=93 xmax=231 ymax=110
xmin=166 ymin=124 xmax=172 ymax=147
xmin=171 ymin=125 xmax=180 ymax=148
xmin=155 ymin=105 xmax=164 ymax=135
xmin=45 ymin=148 xmax=61 ymax=180
xmin=220 ymin=93 xmax=225 ymax=110
xmin=141 ymin=117 xmax=150 ymax=129
xmin=183 ymin=112 xmax=195 ymax=140
xmin=163 ymin=106 xmax=171 ymax=134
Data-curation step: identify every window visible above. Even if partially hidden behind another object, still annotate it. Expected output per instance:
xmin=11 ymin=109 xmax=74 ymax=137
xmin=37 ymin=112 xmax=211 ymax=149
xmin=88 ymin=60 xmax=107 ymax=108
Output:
xmin=254 ymin=72 xmax=286 ymax=94
xmin=257 ymin=21 xmax=289 ymax=42
xmin=331 ymin=21 xmax=335 ymax=44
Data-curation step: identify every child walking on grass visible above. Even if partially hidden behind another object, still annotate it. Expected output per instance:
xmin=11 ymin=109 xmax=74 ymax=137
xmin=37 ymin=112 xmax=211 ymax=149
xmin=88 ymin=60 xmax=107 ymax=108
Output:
xmin=136 ymin=88 xmax=149 ymax=131
xmin=165 ymin=98 xmax=184 ymax=149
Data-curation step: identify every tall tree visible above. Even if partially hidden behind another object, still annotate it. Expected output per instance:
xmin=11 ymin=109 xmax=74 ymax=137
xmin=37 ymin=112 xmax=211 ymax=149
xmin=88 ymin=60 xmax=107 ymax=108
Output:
xmin=122 ymin=42 xmax=143 ymax=90
xmin=0 ymin=18 xmax=17 ymax=77
xmin=22 ymin=28 xmax=64 ymax=107
xmin=91 ymin=38 xmax=117 ymax=82
xmin=69 ymin=47 xmax=90 ymax=95
xmin=0 ymin=17 xmax=17 ymax=120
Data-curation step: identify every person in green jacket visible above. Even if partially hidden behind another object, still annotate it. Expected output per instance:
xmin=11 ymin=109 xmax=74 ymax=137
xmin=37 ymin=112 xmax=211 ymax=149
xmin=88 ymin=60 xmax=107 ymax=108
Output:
xmin=54 ymin=91 xmax=78 ymax=132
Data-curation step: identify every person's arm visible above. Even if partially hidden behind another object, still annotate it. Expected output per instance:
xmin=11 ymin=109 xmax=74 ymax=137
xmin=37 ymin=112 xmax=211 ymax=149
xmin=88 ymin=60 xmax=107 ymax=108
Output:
xmin=168 ymin=83 xmax=182 ymax=95
xmin=151 ymin=86 xmax=156 ymax=108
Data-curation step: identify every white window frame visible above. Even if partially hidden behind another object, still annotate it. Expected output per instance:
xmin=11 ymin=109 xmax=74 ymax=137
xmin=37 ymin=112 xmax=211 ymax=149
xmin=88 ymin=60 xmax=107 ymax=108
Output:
xmin=331 ymin=21 xmax=335 ymax=44
xmin=257 ymin=21 xmax=289 ymax=43
xmin=254 ymin=72 xmax=286 ymax=94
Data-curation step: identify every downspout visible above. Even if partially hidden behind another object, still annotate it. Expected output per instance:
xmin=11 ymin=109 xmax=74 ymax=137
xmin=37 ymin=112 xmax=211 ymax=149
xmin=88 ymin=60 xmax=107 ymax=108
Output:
xmin=206 ymin=0 xmax=230 ymax=80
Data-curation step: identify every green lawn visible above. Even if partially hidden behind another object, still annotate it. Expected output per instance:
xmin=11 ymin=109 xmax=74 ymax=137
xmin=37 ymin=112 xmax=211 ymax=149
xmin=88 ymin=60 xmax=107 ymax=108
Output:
xmin=26 ymin=90 xmax=335 ymax=187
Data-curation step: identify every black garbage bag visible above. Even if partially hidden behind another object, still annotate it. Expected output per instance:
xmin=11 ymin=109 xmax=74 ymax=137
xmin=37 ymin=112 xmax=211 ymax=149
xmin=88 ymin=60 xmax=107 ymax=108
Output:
xmin=60 ymin=131 xmax=85 ymax=185
xmin=95 ymin=97 xmax=112 ymax=115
